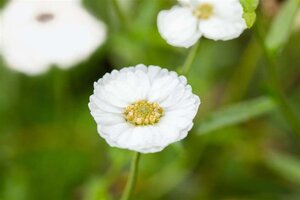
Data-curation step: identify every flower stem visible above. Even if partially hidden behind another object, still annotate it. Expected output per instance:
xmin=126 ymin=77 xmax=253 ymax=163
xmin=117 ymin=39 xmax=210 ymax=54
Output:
xmin=178 ymin=42 xmax=200 ymax=75
xmin=222 ymin=37 xmax=261 ymax=104
xmin=111 ymin=0 xmax=129 ymax=29
xmin=121 ymin=152 xmax=141 ymax=200
xmin=255 ymin=25 xmax=300 ymax=138
xmin=264 ymin=50 xmax=300 ymax=138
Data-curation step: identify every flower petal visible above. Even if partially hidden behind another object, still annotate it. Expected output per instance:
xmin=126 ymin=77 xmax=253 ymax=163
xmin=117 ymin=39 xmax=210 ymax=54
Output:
xmin=157 ymin=6 xmax=201 ymax=48
xmin=198 ymin=0 xmax=246 ymax=40
xmin=1 ymin=0 xmax=106 ymax=75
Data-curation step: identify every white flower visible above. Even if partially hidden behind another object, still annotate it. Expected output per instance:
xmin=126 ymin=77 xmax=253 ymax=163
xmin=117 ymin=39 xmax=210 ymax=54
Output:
xmin=157 ymin=0 xmax=247 ymax=48
xmin=0 ymin=0 xmax=107 ymax=75
xmin=88 ymin=64 xmax=200 ymax=153
xmin=178 ymin=0 xmax=190 ymax=6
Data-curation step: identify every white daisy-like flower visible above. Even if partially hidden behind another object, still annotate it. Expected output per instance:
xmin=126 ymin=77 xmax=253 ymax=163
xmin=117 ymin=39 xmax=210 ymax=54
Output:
xmin=0 ymin=0 xmax=107 ymax=75
xmin=157 ymin=0 xmax=247 ymax=48
xmin=88 ymin=64 xmax=200 ymax=153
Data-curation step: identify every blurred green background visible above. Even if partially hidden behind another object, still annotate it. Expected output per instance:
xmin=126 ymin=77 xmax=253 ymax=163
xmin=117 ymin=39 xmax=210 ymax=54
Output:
xmin=1 ymin=0 xmax=300 ymax=199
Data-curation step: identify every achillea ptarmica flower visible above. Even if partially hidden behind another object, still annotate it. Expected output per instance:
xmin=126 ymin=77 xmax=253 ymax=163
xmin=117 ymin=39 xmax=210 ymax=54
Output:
xmin=88 ymin=64 xmax=200 ymax=153
xmin=0 ymin=0 xmax=106 ymax=75
xmin=157 ymin=0 xmax=247 ymax=48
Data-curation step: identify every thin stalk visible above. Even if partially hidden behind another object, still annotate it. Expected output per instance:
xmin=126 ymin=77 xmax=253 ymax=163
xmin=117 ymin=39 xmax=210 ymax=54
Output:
xmin=53 ymin=69 xmax=68 ymax=123
xmin=223 ymin=38 xmax=261 ymax=104
xmin=111 ymin=0 xmax=129 ymax=29
xmin=121 ymin=152 xmax=141 ymax=200
xmin=178 ymin=42 xmax=200 ymax=75
xmin=265 ymin=51 xmax=300 ymax=137
xmin=255 ymin=26 xmax=300 ymax=138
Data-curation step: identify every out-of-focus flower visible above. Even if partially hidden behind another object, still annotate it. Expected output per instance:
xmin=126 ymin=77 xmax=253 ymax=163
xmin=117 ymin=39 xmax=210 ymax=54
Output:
xmin=157 ymin=0 xmax=246 ymax=48
xmin=178 ymin=0 xmax=190 ymax=6
xmin=0 ymin=0 xmax=107 ymax=75
xmin=88 ymin=64 xmax=200 ymax=153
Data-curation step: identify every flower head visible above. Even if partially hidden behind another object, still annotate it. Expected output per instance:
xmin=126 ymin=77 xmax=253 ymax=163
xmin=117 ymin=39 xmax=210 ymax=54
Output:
xmin=157 ymin=0 xmax=247 ymax=48
xmin=0 ymin=0 xmax=107 ymax=75
xmin=88 ymin=64 xmax=200 ymax=153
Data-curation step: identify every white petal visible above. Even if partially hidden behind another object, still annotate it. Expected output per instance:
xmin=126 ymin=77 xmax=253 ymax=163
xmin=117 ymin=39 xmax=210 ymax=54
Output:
xmin=98 ymin=123 xmax=132 ymax=145
xmin=147 ymin=75 xmax=180 ymax=103
xmin=153 ymin=123 xmax=183 ymax=146
xmin=104 ymin=80 xmax=137 ymax=104
xmin=134 ymin=64 xmax=148 ymax=73
xmin=121 ymin=127 xmax=159 ymax=151
xmin=123 ymin=70 xmax=150 ymax=101
xmin=198 ymin=0 xmax=246 ymax=40
xmin=134 ymin=70 xmax=151 ymax=100
xmin=147 ymin=66 xmax=162 ymax=83
xmin=157 ymin=6 xmax=201 ymax=48
xmin=92 ymin=112 xmax=125 ymax=126
xmin=1 ymin=0 xmax=106 ymax=75
xmin=89 ymin=95 xmax=123 ymax=114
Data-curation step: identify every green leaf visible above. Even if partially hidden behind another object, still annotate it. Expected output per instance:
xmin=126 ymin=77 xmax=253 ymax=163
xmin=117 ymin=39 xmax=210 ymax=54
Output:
xmin=240 ymin=0 xmax=259 ymax=28
xmin=266 ymin=152 xmax=300 ymax=184
xmin=265 ymin=0 xmax=300 ymax=54
xmin=240 ymin=0 xmax=259 ymax=12
xmin=243 ymin=12 xmax=257 ymax=28
xmin=197 ymin=96 xmax=276 ymax=134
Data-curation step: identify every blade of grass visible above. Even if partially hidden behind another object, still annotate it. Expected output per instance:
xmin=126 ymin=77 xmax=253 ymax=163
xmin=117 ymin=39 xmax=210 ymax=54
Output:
xmin=266 ymin=152 xmax=300 ymax=184
xmin=197 ymin=96 xmax=276 ymax=134
xmin=265 ymin=0 xmax=300 ymax=55
xmin=255 ymin=0 xmax=300 ymax=138
xmin=223 ymin=37 xmax=261 ymax=104
xmin=111 ymin=0 xmax=130 ymax=29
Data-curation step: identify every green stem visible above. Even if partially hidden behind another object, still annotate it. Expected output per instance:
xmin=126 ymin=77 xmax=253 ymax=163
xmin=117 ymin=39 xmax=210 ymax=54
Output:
xmin=111 ymin=0 xmax=129 ymax=29
xmin=265 ymin=52 xmax=300 ymax=138
xmin=53 ymin=69 xmax=68 ymax=123
xmin=121 ymin=152 xmax=141 ymax=200
xmin=223 ymin=38 xmax=261 ymax=104
xmin=255 ymin=25 xmax=300 ymax=138
xmin=178 ymin=42 xmax=200 ymax=75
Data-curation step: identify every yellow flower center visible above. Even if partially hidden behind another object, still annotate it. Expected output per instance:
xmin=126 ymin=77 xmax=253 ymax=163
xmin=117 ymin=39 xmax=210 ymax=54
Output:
xmin=36 ymin=13 xmax=54 ymax=23
xmin=193 ymin=3 xmax=214 ymax=19
xmin=124 ymin=100 xmax=164 ymax=126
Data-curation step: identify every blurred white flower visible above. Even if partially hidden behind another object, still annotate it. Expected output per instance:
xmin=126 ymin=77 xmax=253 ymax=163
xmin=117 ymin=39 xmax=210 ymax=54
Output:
xmin=89 ymin=64 xmax=200 ymax=153
xmin=157 ymin=0 xmax=247 ymax=48
xmin=0 ymin=0 xmax=107 ymax=75
xmin=178 ymin=0 xmax=190 ymax=6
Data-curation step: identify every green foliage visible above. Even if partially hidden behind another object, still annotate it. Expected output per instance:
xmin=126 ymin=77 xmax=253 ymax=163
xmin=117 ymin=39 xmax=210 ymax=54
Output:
xmin=266 ymin=0 xmax=300 ymax=54
xmin=240 ymin=0 xmax=259 ymax=28
xmin=240 ymin=0 xmax=259 ymax=12
xmin=197 ymin=97 xmax=276 ymax=134
xmin=266 ymin=152 xmax=300 ymax=184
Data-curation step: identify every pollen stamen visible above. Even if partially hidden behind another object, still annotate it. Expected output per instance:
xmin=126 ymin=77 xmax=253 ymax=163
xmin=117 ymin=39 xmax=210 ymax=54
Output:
xmin=193 ymin=3 xmax=214 ymax=19
xmin=124 ymin=100 xmax=164 ymax=126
